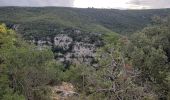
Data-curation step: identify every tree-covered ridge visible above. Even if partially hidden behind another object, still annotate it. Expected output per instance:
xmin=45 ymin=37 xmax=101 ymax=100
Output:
xmin=1 ymin=7 xmax=170 ymax=99
xmin=0 ymin=7 xmax=170 ymax=39
xmin=1 ymin=15 xmax=170 ymax=99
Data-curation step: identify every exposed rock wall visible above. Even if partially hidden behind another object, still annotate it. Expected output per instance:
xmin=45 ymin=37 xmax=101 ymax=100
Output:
xmin=29 ymin=29 xmax=103 ymax=67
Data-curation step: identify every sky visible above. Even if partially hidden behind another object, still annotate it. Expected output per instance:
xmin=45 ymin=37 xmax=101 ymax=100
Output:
xmin=0 ymin=0 xmax=170 ymax=9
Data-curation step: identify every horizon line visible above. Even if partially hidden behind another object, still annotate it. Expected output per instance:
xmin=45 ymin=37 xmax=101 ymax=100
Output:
xmin=0 ymin=6 xmax=170 ymax=10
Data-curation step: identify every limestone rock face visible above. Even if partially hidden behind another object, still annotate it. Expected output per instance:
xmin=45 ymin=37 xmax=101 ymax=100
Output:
xmin=29 ymin=29 xmax=103 ymax=66
xmin=54 ymin=34 xmax=73 ymax=51
xmin=73 ymin=42 xmax=95 ymax=57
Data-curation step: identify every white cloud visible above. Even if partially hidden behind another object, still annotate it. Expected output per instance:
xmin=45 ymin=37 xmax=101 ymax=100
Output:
xmin=73 ymin=0 xmax=130 ymax=9
xmin=127 ymin=0 xmax=170 ymax=9
xmin=0 ymin=0 xmax=170 ymax=9
xmin=74 ymin=0 xmax=170 ymax=9
xmin=0 ymin=0 xmax=74 ymax=7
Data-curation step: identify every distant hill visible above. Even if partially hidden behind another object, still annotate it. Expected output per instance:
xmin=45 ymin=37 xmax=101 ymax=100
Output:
xmin=0 ymin=7 xmax=170 ymax=38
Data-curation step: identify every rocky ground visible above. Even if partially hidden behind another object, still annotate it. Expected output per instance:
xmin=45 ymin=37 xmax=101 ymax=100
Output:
xmin=29 ymin=29 xmax=104 ymax=67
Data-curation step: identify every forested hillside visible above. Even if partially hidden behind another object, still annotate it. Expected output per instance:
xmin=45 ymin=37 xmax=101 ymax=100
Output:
xmin=0 ymin=7 xmax=170 ymax=100
xmin=0 ymin=7 xmax=170 ymax=38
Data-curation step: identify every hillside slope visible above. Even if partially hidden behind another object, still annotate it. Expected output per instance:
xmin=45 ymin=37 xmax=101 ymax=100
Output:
xmin=0 ymin=7 xmax=170 ymax=38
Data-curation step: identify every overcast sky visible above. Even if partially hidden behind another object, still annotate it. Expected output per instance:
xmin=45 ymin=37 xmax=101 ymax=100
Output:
xmin=0 ymin=0 xmax=170 ymax=9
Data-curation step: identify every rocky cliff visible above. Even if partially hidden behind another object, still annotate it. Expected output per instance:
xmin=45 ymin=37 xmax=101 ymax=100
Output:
xmin=28 ymin=28 xmax=103 ymax=67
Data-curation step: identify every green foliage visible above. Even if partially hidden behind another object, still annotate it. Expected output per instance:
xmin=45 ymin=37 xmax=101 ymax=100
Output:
xmin=1 ymin=7 xmax=170 ymax=99
xmin=0 ymin=24 xmax=25 ymax=99
xmin=66 ymin=34 xmax=157 ymax=99
xmin=1 ymin=7 xmax=170 ymax=39
xmin=0 ymin=24 xmax=65 ymax=100
xmin=61 ymin=64 xmax=91 ymax=93
xmin=6 ymin=45 xmax=63 ymax=100
xmin=89 ymin=39 xmax=156 ymax=99
xmin=2 ymin=90 xmax=25 ymax=100
xmin=124 ymin=17 xmax=170 ymax=99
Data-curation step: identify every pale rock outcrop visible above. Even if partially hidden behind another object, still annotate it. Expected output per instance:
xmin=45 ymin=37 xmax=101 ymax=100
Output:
xmin=54 ymin=34 xmax=73 ymax=50
xmin=51 ymin=82 xmax=78 ymax=100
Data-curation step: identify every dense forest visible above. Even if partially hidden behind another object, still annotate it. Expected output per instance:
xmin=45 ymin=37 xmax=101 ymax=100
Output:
xmin=0 ymin=7 xmax=170 ymax=37
xmin=0 ymin=7 xmax=170 ymax=100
